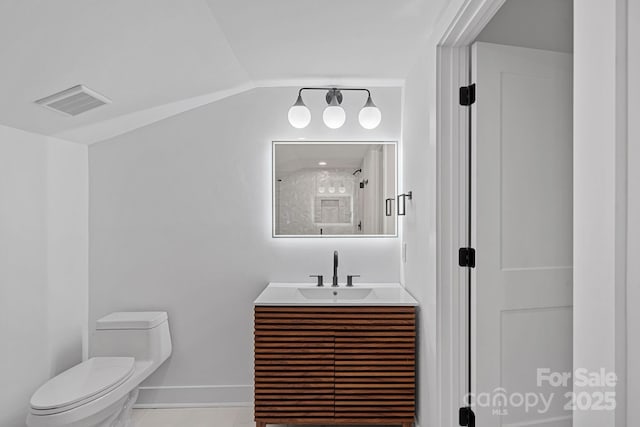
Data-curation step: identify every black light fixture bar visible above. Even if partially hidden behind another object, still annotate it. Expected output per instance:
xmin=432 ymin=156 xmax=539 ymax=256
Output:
xmin=296 ymin=87 xmax=371 ymax=97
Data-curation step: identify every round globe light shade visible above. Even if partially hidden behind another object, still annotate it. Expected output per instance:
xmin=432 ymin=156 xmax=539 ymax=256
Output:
xmin=359 ymin=106 xmax=382 ymax=129
xmin=323 ymin=106 xmax=346 ymax=129
xmin=288 ymin=104 xmax=311 ymax=128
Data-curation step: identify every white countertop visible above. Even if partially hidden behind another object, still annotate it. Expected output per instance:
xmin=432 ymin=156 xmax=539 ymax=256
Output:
xmin=254 ymin=282 xmax=419 ymax=306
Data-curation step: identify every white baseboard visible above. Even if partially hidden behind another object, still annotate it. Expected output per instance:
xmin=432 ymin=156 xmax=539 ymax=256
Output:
xmin=134 ymin=384 xmax=252 ymax=408
xmin=504 ymin=415 xmax=572 ymax=427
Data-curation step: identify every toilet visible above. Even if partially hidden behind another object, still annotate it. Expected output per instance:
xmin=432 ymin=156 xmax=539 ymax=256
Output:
xmin=27 ymin=312 xmax=172 ymax=427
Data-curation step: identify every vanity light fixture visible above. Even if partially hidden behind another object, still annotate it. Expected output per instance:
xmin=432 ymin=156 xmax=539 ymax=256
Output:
xmin=287 ymin=87 xmax=382 ymax=130
xmin=288 ymin=94 xmax=312 ymax=129
xmin=323 ymin=89 xmax=346 ymax=129
xmin=359 ymin=94 xmax=382 ymax=129
xmin=318 ymin=161 xmax=327 ymax=166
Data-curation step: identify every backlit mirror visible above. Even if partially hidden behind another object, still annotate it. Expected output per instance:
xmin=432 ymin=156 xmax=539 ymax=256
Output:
xmin=273 ymin=141 xmax=397 ymax=237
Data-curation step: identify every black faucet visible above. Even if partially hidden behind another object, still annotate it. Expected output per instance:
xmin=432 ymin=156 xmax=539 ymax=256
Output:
xmin=332 ymin=250 xmax=339 ymax=287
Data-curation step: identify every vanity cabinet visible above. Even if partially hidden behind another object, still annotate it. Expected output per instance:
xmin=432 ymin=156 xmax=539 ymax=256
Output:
xmin=254 ymin=306 xmax=416 ymax=427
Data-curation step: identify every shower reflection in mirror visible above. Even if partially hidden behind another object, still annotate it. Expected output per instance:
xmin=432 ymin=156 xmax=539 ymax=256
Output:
xmin=273 ymin=141 xmax=397 ymax=237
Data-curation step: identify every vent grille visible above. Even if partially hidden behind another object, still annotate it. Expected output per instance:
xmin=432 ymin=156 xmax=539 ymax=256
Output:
xmin=35 ymin=85 xmax=111 ymax=116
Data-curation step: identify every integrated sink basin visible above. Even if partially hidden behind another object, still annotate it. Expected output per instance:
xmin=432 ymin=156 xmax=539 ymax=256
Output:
xmin=298 ymin=287 xmax=373 ymax=300
xmin=254 ymin=282 xmax=418 ymax=306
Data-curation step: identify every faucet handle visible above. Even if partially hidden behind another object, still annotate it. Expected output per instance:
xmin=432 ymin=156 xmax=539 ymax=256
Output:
xmin=346 ymin=275 xmax=360 ymax=287
xmin=309 ymin=275 xmax=324 ymax=287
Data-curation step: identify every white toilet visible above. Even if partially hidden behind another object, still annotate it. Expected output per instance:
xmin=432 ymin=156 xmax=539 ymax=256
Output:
xmin=27 ymin=312 xmax=172 ymax=427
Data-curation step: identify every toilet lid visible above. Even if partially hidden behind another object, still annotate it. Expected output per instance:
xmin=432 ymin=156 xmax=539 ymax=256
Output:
xmin=30 ymin=357 xmax=135 ymax=411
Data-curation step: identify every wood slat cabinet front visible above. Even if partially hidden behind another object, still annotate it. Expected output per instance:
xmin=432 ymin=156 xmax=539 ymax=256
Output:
xmin=254 ymin=306 xmax=416 ymax=427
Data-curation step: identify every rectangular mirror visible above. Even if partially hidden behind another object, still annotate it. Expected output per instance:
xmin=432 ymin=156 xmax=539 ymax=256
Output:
xmin=273 ymin=141 xmax=397 ymax=237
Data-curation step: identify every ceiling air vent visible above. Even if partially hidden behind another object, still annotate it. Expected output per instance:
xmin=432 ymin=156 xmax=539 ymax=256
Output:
xmin=35 ymin=85 xmax=111 ymax=116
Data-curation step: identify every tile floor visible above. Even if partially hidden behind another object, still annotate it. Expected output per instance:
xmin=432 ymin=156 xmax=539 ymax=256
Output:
xmin=132 ymin=407 xmax=394 ymax=427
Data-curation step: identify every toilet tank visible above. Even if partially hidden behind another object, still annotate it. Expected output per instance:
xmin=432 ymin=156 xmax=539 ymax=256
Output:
xmin=91 ymin=312 xmax=172 ymax=366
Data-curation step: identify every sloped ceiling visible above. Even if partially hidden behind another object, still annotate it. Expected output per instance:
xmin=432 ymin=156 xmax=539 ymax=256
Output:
xmin=0 ymin=0 xmax=446 ymax=144
xmin=205 ymin=0 xmax=440 ymax=81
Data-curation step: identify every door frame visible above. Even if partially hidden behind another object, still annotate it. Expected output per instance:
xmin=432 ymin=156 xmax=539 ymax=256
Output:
xmin=435 ymin=0 xmax=505 ymax=425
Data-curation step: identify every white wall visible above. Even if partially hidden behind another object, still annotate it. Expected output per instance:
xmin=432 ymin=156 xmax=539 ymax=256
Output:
xmin=46 ymin=139 xmax=90 ymax=369
xmin=401 ymin=15 xmax=447 ymax=427
xmin=88 ymin=86 xmax=402 ymax=405
xmin=476 ymin=0 xmax=573 ymax=53
xmin=573 ymin=0 xmax=631 ymax=426
xmin=627 ymin=2 xmax=640 ymax=424
xmin=0 ymin=125 xmax=88 ymax=427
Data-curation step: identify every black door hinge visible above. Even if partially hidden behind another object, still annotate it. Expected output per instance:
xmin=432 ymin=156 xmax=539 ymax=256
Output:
xmin=459 ymin=84 xmax=476 ymax=106
xmin=459 ymin=407 xmax=475 ymax=426
xmin=458 ymin=247 xmax=476 ymax=268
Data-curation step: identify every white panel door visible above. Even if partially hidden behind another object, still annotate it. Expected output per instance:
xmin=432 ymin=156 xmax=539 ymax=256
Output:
xmin=471 ymin=42 xmax=573 ymax=427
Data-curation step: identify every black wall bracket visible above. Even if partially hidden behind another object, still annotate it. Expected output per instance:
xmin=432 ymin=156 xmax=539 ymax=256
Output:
xmin=397 ymin=191 xmax=413 ymax=216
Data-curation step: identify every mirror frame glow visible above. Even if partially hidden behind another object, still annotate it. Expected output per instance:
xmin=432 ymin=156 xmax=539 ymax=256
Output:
xmin=272 ymin=140 xmax=398 ymax=238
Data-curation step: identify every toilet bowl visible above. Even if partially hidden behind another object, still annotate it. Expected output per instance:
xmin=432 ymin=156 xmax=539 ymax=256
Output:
xmin=27 ymin=312 xmax=172 ymax=427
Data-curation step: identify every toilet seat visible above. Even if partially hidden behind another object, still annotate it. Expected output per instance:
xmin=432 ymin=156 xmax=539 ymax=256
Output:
xmin=30 ymin=357 xmax=135 ymax=416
